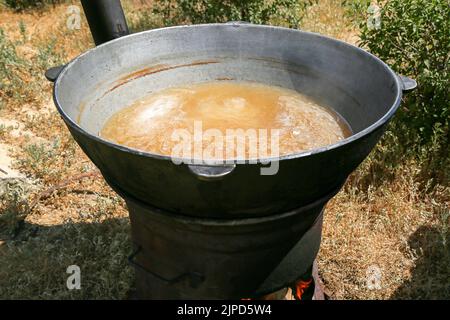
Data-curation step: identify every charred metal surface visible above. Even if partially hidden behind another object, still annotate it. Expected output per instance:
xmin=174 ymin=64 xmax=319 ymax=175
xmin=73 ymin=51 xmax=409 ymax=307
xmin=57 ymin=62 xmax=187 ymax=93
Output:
xmin=312 ymin=261 xmax=326 ymax=300
xmin=116 ymin=180 xmax=333 ymax=299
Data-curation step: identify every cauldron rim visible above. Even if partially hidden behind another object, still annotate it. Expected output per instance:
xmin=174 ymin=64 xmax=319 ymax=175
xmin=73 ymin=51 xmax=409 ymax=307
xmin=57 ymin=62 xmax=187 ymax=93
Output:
xmin=53 ymin=23 xmax=403 ymax=164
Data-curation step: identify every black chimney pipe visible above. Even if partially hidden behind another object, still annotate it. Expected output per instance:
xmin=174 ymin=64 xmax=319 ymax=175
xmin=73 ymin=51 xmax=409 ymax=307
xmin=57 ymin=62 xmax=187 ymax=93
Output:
xmin=46 ymin=0 xmax=130 ymax=82
xmin=80 ymin=0 xmax=129 ymax=46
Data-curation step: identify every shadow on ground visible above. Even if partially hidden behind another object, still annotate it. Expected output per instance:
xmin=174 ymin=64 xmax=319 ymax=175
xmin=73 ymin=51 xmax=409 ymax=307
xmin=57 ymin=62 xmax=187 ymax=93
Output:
xmin=0 ymin=217 xmax=134 ymax=299
xmin=390 ymin=225 xmax=450 ymax=299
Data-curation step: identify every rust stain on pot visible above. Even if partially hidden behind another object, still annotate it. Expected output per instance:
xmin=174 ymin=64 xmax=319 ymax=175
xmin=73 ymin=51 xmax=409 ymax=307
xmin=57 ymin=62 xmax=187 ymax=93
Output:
xmin=76 ymin=101 xmax=87 ymax=124
xmin=105 ymin=60 xmax=220 ymax=96
xmin=215 ymin=77 xmax=234 ymax=81
xmin=119 ymin=64 xmax=170 ymax=83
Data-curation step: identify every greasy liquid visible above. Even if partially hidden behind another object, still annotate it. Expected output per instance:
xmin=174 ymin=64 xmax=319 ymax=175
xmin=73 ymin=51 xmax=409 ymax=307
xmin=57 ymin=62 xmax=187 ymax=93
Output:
xmin=100 ymin=81 xmax=351 ymax=160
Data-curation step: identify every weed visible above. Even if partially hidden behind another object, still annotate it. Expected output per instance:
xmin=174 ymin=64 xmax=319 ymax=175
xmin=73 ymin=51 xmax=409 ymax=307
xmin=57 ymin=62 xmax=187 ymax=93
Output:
xmin=0 ymin=28 xmax=26 ymax=101
xmin=0 ymin=179 xmax=31 ymax=239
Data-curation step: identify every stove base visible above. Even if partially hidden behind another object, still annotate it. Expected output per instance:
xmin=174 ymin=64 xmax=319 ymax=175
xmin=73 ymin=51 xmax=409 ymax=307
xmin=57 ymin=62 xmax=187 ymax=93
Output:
xmin=128 ymin=260 xmax=326 ymax=300
xmin=115 ymin=182 xmax=341 ymax=299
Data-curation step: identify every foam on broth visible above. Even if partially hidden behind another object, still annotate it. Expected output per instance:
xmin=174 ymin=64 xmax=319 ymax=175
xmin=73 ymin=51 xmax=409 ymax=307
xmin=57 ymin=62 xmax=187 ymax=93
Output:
xmin=100 ymin=81 xmax=352 ymax=160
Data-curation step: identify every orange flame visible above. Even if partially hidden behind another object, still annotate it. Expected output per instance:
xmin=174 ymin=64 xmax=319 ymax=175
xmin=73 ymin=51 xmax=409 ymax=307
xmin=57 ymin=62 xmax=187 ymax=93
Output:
xmin=294 ymin=278 xmax=313 ymax=300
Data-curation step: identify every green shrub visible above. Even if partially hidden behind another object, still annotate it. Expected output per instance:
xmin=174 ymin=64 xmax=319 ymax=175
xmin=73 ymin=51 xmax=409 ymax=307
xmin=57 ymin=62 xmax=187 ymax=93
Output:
xmin=359 ymin=0 xmax=449 ymax=143
xmin=356 ymin=0 xmax=449 ymax=187
xmin=152 ymin=0 xmax=316 ymax=28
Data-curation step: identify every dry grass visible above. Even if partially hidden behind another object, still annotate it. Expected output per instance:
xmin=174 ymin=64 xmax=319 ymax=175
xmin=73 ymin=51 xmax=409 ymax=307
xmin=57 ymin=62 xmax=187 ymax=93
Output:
xmin=0 ymin=0 xmax=448 ymax=300
xmin=320 ymin=163 xmax=449 ymax=299
xmin=301 ymin=0 xmax=359 ymax=44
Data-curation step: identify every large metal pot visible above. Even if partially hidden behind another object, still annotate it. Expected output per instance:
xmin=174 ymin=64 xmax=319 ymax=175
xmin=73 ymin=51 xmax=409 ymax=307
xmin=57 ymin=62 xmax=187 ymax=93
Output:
xmin=52 ymin=23 xmax=414 ymax=218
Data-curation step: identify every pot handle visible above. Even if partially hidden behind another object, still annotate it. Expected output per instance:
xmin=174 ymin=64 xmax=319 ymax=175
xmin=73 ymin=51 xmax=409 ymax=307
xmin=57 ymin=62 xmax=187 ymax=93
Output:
xmin=188 ymin=164 xmax=236 ymax=181
xmin=45 ymin=65 xmax=66 ymax=83
xmin=398 ymin=75 xmax=417 ymax=92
